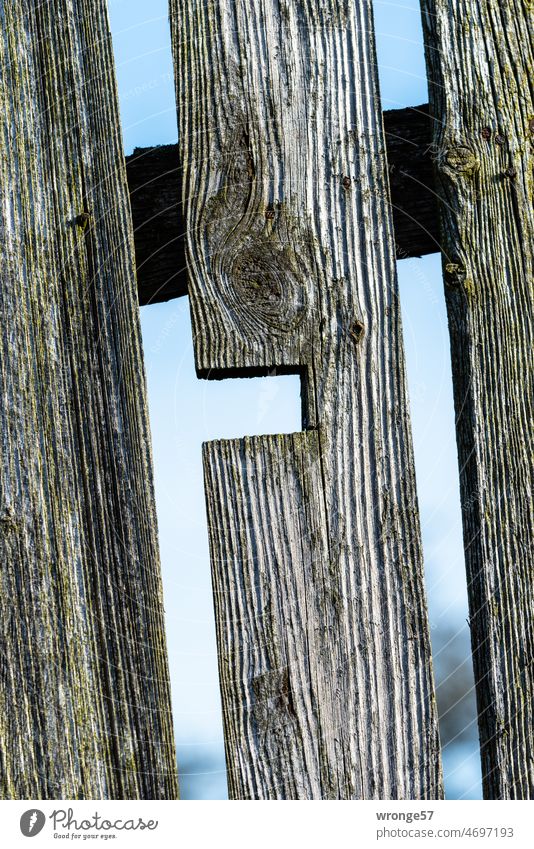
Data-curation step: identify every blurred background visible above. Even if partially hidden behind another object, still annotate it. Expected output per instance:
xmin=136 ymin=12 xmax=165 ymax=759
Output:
xmin=108 ymin=0 xmax=482 ymax=799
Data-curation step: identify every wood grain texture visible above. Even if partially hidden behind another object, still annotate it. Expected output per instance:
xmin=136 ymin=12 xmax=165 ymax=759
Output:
xmin=0 ymin=0 xmax=178 ymax=799
xmin=174 ymin=0 xmax=443 ymax=799
xmin=126 ymin=145 xmax=188 ymax=305
xmin=127 ymin=105 xmax=439 ymax=306
xmin=421 ymin=0 xmax=534 ymax=799
xmin=383 ymin=104 xmax=441 ymax=260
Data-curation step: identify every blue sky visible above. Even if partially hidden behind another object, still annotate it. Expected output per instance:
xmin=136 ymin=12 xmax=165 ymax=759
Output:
xmin=108 ymin=0 xmax=482 ymax=800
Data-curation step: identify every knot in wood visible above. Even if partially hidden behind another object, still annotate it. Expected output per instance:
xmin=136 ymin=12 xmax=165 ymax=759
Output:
xmin=0 ymin=505 xmax=17 ymax=529
xmin=349 ymin=319 xmax=365 ymax=344
xmin=252 ymin=668 xmax=295 ymax=734
xmin=75 ymin=211 xmax=92 ymax=231
xmin=444 ymin=146 xmax=479 ymax=175
xmin=444 ymin=262 xmax=466 ymax=287
xmin=229 ymin=241 xmax=307 ymax=336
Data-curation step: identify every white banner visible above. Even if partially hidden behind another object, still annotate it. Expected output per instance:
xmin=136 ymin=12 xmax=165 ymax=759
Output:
xmin=0 ymin=800 xmax=531 ymax=848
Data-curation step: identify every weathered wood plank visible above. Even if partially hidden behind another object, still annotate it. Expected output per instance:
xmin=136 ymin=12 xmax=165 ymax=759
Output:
xmin=173 ymin=0 xmax=443 ymax=799
xmin=203 ymin=433 xmax=332 ymax=799
xmin=126 ymin=144 xmax=187 ymax=305
xmin=0 ymin=1 xmax=178 ymax=799
xmin=421 ymin=0 xmax=534 ymax=799
xmin=127 ymin=105 xmax=440 ymax=306
xmin=384 ymin=104 xmax=441 ymax=259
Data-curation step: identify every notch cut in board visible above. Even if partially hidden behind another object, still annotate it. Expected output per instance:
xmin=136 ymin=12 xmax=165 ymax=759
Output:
xmin=200 ymin=366 xmax=310 ymax=438
xmin=199 ymin=368 xmax=304 ymax=440
xmin=173 ymin=0 xmax=443 ymax=799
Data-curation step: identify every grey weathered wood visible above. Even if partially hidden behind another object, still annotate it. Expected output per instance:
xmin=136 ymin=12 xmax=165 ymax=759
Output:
xmin=421 ymin=0 xmax=534 ymax=799
xmin=127 ymin=105 xmax=440 ymax=306
xmin=0 ymin=1 xmax=178 ymax=799
xmin=173 ymin=0 xmax=443 ymax=799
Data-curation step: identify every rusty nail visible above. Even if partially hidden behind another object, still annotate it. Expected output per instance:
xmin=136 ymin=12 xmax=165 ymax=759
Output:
xmin=342 ymin=176 xmax=351 ymax=189
xmin=505 ymin=166 xmax=517 ymax=179
xmin=481 ymin=127 xmax=491 ymax=140
xmin=495 ymin=134 xmax=506 ymax=146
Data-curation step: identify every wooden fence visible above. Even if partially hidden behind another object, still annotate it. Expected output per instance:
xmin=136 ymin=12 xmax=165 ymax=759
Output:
xmin=0 ymin=0 xmax=178 ymax=799
xmin=0 ymin=0 xmax=531 ymax=800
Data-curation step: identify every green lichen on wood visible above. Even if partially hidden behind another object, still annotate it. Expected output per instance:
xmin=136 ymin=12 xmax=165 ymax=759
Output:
xmin=0 ymin=1 xmax=178 ymax=800
xmin=421 ymin=0 xmax=534 ymax=800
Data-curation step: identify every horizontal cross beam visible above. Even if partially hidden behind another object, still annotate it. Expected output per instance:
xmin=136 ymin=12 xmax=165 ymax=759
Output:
xmin=126 ymin=104 xmax=439 ymax=306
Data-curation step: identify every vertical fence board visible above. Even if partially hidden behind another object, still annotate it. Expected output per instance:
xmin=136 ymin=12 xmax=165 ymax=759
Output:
xmin=421 ymin=0 xmax=533 ymax=799
xmin=173 ymin=0 xmax=443 ymax=799
xmin=0 ymin=1 xmax=178 ymax=798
